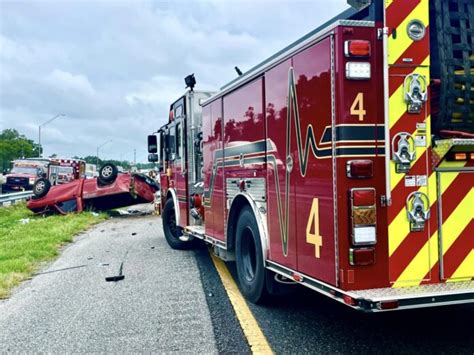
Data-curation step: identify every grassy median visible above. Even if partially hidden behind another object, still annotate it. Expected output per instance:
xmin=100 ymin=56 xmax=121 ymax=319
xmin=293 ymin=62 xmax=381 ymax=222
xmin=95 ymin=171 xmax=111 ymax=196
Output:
xmin=0 ymin=203 xmax=107 ymax=299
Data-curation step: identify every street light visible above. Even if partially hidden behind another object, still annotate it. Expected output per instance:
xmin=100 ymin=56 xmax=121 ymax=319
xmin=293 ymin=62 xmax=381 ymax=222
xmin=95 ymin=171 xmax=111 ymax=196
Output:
xmin=38 ymin=113 xmax=66 ymax=157
xmin=96 ymin=140 xmax=112 ymax=167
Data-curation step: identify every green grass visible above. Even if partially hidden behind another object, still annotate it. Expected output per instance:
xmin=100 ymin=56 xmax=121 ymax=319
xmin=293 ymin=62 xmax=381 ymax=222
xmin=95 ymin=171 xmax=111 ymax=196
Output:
xmin=0 ymin=203 xmax=107 ymax=299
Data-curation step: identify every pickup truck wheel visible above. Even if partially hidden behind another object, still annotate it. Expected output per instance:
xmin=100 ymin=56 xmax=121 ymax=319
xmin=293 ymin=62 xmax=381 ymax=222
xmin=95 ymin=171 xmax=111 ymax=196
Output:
xmin=98 ymin=164 xmax=118 ymax=184
xmin=162 ymin=198 xmax=194 ymax=250
xmin=235 ymin=206 xmax=268 ymax=304
xmin=32 ymin=178 xmax=51 ymax=198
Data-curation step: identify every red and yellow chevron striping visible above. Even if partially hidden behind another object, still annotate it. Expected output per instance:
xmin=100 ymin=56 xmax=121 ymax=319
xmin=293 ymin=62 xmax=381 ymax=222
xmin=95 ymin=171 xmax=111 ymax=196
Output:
xmin=389 ymin=170 xmax=471 ymax=282
xmin=448 ymin=250 xmax=474 ymax=282
xmin=393 ymin=188 xmax=473 ymax=287
xmin=438 ymin=220 xmax=474 ymax=280
xmin=386 ymin=0 xmax=437 ymax=287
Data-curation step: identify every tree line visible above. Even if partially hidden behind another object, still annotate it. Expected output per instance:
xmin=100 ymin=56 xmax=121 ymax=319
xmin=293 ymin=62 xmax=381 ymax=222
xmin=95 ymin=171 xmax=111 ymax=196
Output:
xmin=0 ymin=129 xmax=39 ymax=172
xmin=0 ymin=129 xmax=154 ymax=173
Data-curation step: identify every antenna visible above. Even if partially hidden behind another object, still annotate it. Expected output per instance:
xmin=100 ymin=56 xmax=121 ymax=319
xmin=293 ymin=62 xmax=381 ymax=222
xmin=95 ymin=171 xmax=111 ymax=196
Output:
xmin=235 ymin=66 xmax=243 ymax=76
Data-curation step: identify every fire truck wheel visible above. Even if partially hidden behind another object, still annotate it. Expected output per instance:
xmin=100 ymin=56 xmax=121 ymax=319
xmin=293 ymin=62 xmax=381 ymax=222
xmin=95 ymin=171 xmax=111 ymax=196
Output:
xmin=98 ymin=164 xmax=118 ymax=184
xmin=235 ymin=206 xmax=268 ymax=304
xmin=162 ymin=198 xmax=194 ymax=250
xmin=32 ymin=178 xmax=51 ymax=198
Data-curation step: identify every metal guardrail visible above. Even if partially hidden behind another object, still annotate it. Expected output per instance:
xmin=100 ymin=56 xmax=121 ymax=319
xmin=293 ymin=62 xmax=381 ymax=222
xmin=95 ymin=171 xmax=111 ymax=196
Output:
xmin=0 ymin=191 xmax=33 ymax=206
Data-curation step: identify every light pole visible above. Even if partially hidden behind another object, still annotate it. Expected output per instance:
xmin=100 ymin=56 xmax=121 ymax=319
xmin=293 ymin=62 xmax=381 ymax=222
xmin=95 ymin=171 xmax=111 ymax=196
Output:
xmin=96 ymin=140 xmax=112 ymax=167
xmin=38 ymin=114 xmax=65 ymax=157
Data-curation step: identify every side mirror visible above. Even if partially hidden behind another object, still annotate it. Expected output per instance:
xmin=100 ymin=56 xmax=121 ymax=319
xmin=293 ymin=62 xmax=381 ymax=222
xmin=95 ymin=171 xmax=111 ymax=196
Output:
xmin=148 ymin=153 xmax=158 ymax=163
xmin=148 ymin=135 xmax=158 ymax=153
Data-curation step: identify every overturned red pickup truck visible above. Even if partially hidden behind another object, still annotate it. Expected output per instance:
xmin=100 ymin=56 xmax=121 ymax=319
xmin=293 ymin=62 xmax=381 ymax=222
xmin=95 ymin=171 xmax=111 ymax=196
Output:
xmin=27 ymin=164 xmax=159 ymax=214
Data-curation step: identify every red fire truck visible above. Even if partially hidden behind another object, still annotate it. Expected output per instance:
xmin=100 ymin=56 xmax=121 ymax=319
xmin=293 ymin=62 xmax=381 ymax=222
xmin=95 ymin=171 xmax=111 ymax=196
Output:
xmin=148 ymin=0 xmax=474 ymax=311
xmin=50 ymin=158 xmax=86 ymax=184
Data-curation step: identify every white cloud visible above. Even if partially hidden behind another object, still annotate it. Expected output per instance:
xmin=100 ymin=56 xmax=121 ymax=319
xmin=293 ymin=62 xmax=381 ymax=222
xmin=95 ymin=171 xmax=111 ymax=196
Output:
xmin=45 ymin=69 xmax=95 ymax=96
xmin=125 ymin=75 xmax=183 ymax=108
xmin=0 ymin=0 xmax=349 ymax=161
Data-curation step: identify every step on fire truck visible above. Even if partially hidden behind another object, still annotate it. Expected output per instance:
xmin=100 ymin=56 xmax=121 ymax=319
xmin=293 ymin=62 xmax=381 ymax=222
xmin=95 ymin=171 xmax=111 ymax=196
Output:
xmin=148 ymin=0 xmax=474 ymax=311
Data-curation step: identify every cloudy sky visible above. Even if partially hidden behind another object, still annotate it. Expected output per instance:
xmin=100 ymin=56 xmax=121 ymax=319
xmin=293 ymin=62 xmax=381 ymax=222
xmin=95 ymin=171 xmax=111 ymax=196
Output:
xmin=0 ymin=0 xmax=348 ymax=163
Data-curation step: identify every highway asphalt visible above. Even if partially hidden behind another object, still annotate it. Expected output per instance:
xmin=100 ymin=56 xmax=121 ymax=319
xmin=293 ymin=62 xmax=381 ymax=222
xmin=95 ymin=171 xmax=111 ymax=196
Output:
xmin=0 ymin=209 xmax=473 ymax=353
xmin=0 ymin=211 xmax=219 ymax=353
xmin=243 ymin=275 xmax=474 ymax=354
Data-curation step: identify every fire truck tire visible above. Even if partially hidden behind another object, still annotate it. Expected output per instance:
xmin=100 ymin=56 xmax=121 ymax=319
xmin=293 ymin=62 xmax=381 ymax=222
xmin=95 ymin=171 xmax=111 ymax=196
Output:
xmin=32 ymin=178 xmax=51 ymax=198
xmin=98 ymin=163 xmax=118 ymax=184
xmin=235 ymin=206 xmax=269 ymax=304
xmin=162 ymin=198 xmax=195 ymax=250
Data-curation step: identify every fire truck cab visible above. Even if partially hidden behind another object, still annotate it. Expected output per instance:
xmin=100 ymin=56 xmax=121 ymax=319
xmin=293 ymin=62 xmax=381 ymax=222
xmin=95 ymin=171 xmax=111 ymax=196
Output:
xmin=2 ymin=158 xmax=59 ymax=192
xmin=150 ymin=0 xmax=474 ymax=311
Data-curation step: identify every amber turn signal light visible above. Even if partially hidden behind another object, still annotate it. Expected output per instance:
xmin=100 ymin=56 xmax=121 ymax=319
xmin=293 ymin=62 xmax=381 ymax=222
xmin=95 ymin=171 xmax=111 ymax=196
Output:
xmin=454 ymin=153 xmax=467 ymax=161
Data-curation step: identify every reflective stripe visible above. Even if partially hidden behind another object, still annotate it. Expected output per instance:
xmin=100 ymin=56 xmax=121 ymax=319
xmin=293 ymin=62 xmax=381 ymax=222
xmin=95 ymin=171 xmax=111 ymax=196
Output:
xmin=387 ymin=0 xmax=429 ymax=64
xmin=389 ymin=164 xmax=466 ymax=256
xmin=447 ymin=251 xmax=474 ymax=282
xmin=393 ymin=190 xmax=474 ymax=287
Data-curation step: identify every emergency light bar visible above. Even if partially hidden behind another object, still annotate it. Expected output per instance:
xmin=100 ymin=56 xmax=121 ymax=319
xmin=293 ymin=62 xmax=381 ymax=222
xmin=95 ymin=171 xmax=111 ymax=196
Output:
xmin=446 ymin=151 xmax=474 ymax=161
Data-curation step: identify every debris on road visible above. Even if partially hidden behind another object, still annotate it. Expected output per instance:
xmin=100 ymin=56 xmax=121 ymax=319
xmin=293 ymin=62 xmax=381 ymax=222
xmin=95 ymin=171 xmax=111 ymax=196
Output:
xmin=105 ymin=250 xmax=129 ymax=283
xmin=113 ymin=208 xmax=153 ymax=216
xmin=105 ymin=262 xmax=125 ymax=282
xmin=34 ymin=265 xmax=88 ymax=276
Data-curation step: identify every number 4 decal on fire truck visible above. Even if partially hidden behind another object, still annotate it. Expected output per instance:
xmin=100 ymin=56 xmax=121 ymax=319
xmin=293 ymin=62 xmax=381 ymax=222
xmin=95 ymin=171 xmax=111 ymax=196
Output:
xmin=306 ymin=198 xmax=322 ymax=258
xmin=351 ymin=93 xmax=366 ymax=121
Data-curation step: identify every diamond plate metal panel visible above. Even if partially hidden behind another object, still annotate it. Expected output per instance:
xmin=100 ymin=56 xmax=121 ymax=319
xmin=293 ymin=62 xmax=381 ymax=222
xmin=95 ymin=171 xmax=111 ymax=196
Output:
xmin=350 ymin=281 xmax=474 ymax=301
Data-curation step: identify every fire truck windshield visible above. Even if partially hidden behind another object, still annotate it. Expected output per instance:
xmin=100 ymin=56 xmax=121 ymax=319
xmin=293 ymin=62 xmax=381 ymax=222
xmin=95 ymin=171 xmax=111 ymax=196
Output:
xmin=11 ymin=167 xmax=38 ymax=175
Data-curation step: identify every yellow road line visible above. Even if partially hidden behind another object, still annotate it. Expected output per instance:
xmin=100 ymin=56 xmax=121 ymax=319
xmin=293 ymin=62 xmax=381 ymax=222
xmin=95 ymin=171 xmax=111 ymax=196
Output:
xmin=210 ymin=253 xmax=273 ymax=354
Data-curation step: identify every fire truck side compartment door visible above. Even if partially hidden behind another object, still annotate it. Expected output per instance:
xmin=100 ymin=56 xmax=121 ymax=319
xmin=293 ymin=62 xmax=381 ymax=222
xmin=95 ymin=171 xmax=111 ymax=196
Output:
xmin=293 ymin=38 xmax=337 ymax=286
xmin=203 ymin=100 xmax=226 ymax=240
xmin=265 ymin=59 xmax=298 ymax=271
xmin=437 ymin=168 xmax=474 ymax=281
xmin=385 ymin=0 xmax=433 ymax=286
